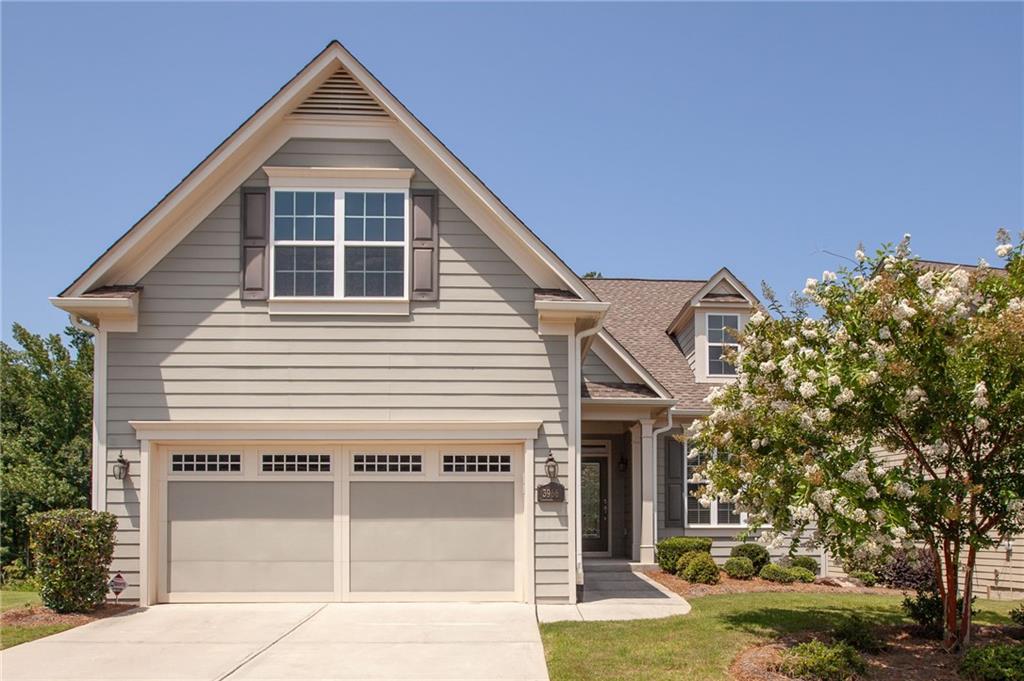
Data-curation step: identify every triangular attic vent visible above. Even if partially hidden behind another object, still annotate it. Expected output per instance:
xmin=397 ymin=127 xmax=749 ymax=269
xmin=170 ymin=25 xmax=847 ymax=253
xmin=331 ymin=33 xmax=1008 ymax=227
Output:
xmin=292 ymin=65 xmax=388 ymax=118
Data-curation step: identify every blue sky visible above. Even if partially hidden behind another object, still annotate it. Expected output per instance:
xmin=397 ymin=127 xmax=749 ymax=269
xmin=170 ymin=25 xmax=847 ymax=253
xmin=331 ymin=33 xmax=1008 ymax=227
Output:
xmin=2 ymin=2 xmax=1022 ymax=343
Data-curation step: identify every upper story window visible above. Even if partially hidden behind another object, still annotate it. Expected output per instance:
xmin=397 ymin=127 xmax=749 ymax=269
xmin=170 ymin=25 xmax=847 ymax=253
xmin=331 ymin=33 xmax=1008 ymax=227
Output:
xmin=707 ymin=314 xmax=740 ymax=376
xmin=271 ymin=189 xmax=407 ymax=299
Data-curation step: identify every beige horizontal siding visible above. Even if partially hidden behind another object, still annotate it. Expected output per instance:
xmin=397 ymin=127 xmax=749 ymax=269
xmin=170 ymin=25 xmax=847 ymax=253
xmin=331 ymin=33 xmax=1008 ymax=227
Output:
xmin=582 ymin=350 xmax=620 ymax=384
xmin=104 ymin=138 xmax=572 ymax=602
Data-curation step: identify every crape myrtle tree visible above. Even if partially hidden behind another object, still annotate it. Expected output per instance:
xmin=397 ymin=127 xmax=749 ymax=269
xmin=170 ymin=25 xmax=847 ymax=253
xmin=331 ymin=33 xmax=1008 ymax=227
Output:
xmin=688 ymin=231 xmax=1024 ymax=652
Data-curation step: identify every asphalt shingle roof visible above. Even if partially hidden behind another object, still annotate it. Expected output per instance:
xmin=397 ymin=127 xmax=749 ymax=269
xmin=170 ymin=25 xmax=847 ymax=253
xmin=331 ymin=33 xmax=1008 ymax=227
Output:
xmin=585 ymin=278 xmax=714 ymax=410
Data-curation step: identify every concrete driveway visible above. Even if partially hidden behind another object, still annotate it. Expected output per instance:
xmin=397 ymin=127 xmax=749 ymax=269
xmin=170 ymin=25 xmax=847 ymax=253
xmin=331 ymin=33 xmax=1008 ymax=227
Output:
xmin=0 ymin=602 xmax=549 ymax=680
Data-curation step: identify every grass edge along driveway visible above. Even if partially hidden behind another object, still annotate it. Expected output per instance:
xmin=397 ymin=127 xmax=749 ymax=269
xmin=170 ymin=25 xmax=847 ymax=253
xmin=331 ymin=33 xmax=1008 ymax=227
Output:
xmin=540 ymin=592 xmax=1015 ymax=681
xmin=0 ymin=590 xmax=77 ymax=650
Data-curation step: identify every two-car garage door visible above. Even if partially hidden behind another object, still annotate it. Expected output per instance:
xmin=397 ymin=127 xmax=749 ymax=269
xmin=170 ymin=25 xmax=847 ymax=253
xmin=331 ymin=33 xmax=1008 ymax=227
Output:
xmin=157 ymin=444 xmax=524 ymax=602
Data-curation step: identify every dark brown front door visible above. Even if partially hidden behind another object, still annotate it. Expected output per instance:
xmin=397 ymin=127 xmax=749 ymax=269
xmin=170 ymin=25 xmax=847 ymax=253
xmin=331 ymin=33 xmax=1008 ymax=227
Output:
xmin=581 ymin=457 xmax=608 ymax=553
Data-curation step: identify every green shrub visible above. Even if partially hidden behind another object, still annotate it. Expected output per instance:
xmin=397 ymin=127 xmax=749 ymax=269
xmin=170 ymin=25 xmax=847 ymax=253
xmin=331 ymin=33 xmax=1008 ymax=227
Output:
xmin=790 ymin=555 xmax=820 ymax=574
xmin=901 ymin=587 xmax=975 ymax=638
xmin=777 ymin=641 xmax=866 ymax=681
xmin=682 ymin=552 xmax=720 ymax=584
xmin=960 ymin=643 xmax=1024 ymax=681
xmin=849 ymin=570 xmax=877 ymax=587
xmin=1009 ymin=602 xmax=1024 ymax=627
xmin=27 ymin=508 xmax=117 ymax=613
xmin=723 ymin=556 xmax=756 ymax=579
xmin=1 ymin=559 xmax=38 ymax=591
xmin=831 ymin=614 xmax=885 ymax=653
xmin=656 ymin=536 xmax=712 ymax=573
xmin=675 ymin=550 xmax=707 ymax=576
xmin=759 ymin=562 xmax=796 ymax=583
xmin=789 ymin=566 xmax=816 ymax=583
xmin=731 ymin=542 xmax=771 ymax=572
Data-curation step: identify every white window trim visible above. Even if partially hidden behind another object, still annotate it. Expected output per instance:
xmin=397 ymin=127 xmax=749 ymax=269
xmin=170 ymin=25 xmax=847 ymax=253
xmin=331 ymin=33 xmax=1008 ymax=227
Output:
xmin=706 ymin=312 xmax=741 ymax=378
xmin=266 ymin=172 xmax=412 ymax=315
xmin=682 ymin=439 xmax=746 ymax=529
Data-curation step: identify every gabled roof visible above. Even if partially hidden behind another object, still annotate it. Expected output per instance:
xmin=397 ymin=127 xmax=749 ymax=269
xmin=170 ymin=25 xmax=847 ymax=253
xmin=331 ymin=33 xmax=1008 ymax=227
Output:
xmin=586 ymin=278 xmax=709 ymax=408
xmin=665 ymin=267 xmax=759 ymax=336
xmin=59 ymin=41 xmax=597 ymax=301
xmin=586 ymin=272 xmax=758 ymax=410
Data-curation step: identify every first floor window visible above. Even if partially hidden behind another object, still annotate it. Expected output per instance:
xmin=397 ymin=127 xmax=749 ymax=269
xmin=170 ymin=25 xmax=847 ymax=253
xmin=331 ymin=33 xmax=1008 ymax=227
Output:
xmin=685 ymin=443 xmax=743 ymax=526
xmin=272 ymin=189 xmax=406 ymax=298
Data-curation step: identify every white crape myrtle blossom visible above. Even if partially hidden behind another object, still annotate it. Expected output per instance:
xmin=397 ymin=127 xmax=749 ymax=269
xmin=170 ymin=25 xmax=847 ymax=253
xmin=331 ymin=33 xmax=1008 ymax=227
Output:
xmin=686 ymin=230 xmax=1024 ymax=651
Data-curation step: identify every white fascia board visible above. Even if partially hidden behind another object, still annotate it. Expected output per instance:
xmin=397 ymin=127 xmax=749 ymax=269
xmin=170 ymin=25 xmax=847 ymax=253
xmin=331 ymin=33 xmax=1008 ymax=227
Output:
xmin=666 ymin=267 xmax=759 ymax=336
xmin=129 ymin=420 xmax=544 ymax=443
xmin=49 ymin=295 xmax=139 ymax=332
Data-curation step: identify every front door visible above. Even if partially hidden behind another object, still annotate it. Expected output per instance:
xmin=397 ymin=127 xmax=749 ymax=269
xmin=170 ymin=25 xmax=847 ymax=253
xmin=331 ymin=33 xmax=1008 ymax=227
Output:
xmin=581 ymin=456 xmax=609 ymax=554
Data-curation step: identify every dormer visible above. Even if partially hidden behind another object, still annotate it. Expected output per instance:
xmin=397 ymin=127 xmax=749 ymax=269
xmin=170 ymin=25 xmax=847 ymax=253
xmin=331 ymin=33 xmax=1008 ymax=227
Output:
xmin=666 ymin=268 xmax=759 ymax=383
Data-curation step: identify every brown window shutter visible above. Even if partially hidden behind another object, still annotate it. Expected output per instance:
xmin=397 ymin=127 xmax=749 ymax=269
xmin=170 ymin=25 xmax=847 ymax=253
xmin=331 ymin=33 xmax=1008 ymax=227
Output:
xmin=665 ymin=437 xmax=684 ymax=527
xmin=410 ymin=190 xmax=439 ymax=301
xmin=240 ymin=187 xmax=269 ymax=300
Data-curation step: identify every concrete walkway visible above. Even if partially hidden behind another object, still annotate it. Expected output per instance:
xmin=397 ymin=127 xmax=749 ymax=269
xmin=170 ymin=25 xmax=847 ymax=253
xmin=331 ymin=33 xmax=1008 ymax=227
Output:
xmin=537 ymin=561 xmax=691 ymax=622
xmin=0 ymin=602 xmax=549 ymax=680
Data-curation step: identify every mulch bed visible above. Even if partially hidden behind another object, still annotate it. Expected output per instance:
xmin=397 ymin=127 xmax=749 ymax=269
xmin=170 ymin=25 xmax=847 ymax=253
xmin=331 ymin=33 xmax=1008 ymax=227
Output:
xmin=1 ymin=602 xmax=134 ymax=628
xmin=730 ymin=625 xmax=1021 ymax=681
xmin=645 ymin=569 xmax=900 ymax=599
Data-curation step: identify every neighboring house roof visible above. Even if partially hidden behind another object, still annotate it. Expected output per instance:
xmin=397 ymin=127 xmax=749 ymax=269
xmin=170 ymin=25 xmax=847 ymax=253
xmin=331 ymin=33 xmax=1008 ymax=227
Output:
xmin=586 ymin=278 xmax=714 ymax=409
xmin=58 ymin=41 xmax=597 ymax=303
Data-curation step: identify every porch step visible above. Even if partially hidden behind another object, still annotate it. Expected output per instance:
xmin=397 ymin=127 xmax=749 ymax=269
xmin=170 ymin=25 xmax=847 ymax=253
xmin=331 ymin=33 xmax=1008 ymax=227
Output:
xmin=582 ymin=560 xmax=635 ymax=573
xmin=582 ymin=571 xmax=642 ymax=582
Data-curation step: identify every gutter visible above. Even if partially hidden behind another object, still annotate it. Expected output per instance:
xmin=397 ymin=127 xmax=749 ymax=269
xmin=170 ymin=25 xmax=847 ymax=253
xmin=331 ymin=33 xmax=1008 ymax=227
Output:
xmin=650 ymin=410 xmax=675 ymax=553
xmin=67 ymin=315 xmax=103 ymax=512
xmin=573 ymin=322 xmax=603 ymax=593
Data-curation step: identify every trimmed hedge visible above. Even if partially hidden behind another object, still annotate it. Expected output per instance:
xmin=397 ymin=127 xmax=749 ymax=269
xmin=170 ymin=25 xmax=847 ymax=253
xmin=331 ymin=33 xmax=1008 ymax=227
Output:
xmin=675 ymin=550 xmax=707 ymax=576
xmin=789 ymin=566 xmax=816 ymax=583
xmin=790 ymin=555 xmax=820 ymax=575
xmin=960 ymin=643 xmax=1024 ymax=681
xmin=759 ymin=563 xmax=796 ymax=583
xmin=682 ymin=552 xmax=720 ymax=584
xmin=28 ymin=508 xmax=117 ymax=613
xmin=731 ymin=543 xmax=771 ymax=572
xmin=656 ymin=536 xmax=712 ymax=573
xmin=723 ymin=556 xmax=756 ymax=580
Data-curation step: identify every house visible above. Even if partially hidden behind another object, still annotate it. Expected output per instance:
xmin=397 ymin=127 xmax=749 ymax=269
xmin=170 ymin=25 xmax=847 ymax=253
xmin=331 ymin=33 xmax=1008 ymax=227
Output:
xmin=50 ymin=40 xmax=890 ymax=607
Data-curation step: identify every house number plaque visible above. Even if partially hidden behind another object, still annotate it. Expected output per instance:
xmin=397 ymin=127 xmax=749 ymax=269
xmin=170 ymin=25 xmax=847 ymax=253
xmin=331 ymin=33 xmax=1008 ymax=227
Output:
xmin=537 ymin=481 xmax=565 ymax=503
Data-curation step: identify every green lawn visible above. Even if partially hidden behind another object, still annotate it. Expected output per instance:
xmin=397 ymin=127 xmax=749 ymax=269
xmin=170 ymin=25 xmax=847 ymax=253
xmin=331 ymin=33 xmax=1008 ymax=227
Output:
xmin=540 ymin=592 xmax=1015 ymax=681
xmin=0 ymin=590 xmax=77 ymax=650
xmin=0 ymin=590 xmax=40 ymax=613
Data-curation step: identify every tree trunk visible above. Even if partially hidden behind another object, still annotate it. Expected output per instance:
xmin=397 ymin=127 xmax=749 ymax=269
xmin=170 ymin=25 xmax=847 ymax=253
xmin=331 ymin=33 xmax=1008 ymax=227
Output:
xmin=958 ymin=544 xmax=978 ymax=649
xmin=942 ymin=539 xmax=961 ymax=652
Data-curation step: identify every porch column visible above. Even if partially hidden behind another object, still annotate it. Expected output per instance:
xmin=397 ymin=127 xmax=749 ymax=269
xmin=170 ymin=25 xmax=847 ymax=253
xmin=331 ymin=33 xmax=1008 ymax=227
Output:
xmin=638 ymin=419 xmax=656 ymax=564
xmin=630 ymin=424 xmax=641 ymax=561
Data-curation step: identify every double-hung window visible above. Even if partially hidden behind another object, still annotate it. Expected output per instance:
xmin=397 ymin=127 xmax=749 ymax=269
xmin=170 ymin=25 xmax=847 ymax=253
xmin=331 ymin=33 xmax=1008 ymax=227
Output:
xmin=707 ymin=314 xmax=740 ymax=376
xmin=271 ymin=188 xmax=408 ymax=299
xmin=685 ymin=443 xmax=743 ymax=526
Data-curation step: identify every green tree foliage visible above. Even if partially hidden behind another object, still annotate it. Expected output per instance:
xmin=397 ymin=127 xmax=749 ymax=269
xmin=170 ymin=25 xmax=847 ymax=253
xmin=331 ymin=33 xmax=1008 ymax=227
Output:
xmin=1 ymin=323 xmax=93 ymax=567
xmin=582 ymin=271 xmax=603 ymax=279
xmin=690 ymin=231 xmax=1024 ymax=651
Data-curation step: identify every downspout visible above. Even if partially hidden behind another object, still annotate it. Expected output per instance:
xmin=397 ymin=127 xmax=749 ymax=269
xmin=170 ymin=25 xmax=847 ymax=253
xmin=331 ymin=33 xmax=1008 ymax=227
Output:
xmin=650 ymin=410 xmax=674 ymax=548
xmin=573 ymin=322 xmax=602 ymax=591
xmin=69 ymin=315 xmax=101 ymax=511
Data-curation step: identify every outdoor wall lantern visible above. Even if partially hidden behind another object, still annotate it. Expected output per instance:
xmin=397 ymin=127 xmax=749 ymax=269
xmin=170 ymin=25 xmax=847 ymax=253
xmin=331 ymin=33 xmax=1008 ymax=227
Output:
xmin=537 ymin=454 xmax=565 ymax=503
xmin=544 ymin=454 xmax=558 ymax=480
xmin=112 ymin=454 xmax=130 ymax=481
